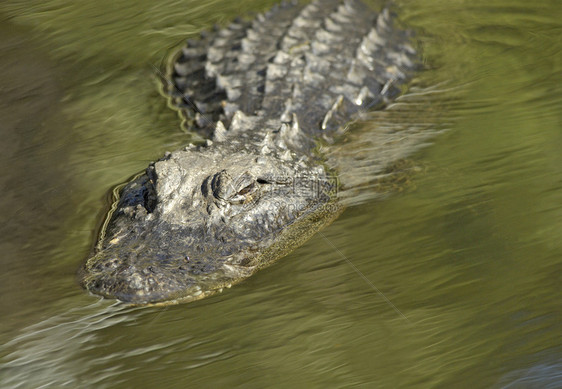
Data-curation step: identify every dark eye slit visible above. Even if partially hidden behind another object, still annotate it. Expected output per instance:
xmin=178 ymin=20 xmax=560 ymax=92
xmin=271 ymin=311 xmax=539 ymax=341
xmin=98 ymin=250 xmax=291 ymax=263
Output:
xmin=256 ymin=178 xmax=271 ymax=185
xmin=238 ymin=183 xmax=255 ymax=195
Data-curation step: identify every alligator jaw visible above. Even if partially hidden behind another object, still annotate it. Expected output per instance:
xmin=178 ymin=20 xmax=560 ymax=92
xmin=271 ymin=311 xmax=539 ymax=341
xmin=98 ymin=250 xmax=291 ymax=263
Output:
xmin=80 ymin=249 xmax=255 ymax=305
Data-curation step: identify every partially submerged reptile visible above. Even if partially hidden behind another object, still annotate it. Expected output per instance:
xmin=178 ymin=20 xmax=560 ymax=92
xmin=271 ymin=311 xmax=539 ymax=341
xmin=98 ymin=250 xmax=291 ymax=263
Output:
xmin=79 ymin=0 xmax=418 ymax=304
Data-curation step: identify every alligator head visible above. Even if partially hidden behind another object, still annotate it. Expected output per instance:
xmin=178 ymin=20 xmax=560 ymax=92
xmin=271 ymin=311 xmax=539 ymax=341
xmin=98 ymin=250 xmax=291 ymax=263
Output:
xmin=80 ymin=145 xmax=340 ymax=304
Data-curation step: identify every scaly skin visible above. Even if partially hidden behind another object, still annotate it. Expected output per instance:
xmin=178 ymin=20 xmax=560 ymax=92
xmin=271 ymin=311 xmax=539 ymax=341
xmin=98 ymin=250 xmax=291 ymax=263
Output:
xmin=79 ymin=0 xmax=418 ymax=304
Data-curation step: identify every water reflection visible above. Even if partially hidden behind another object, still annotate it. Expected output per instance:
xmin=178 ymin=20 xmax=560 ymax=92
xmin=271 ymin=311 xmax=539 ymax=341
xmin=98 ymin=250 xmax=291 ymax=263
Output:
xmin=2 ymin=301 xmax=139 ymax=388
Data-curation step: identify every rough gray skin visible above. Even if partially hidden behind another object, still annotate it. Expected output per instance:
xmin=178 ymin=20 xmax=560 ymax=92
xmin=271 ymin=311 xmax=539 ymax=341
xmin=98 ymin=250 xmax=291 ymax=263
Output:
xmin=80 ymin=0 xmax=418 ymax=304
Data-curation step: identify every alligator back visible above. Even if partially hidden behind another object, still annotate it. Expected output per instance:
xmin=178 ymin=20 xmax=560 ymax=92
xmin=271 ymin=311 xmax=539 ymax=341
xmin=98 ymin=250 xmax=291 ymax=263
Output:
xmin=169 ymin=0 xmax=417 ymax=149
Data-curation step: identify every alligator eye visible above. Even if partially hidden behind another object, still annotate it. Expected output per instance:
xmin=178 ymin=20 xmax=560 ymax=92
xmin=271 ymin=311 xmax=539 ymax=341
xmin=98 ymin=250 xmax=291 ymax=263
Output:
xmin=237 ymin=182 xmax=255 ymax=196
xmin=256 ymin=178 xmax=271 ymax=184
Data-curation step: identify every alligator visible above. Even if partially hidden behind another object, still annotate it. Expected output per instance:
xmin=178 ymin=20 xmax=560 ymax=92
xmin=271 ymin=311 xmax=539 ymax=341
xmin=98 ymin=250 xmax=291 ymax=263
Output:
xmin=79 ymin=0 xmax=418 ymax=304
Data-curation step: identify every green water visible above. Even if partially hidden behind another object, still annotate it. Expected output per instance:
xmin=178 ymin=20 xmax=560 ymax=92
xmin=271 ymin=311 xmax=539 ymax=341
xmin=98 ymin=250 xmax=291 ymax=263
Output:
xmin=0 ymin=0 xmax=560 ymax=387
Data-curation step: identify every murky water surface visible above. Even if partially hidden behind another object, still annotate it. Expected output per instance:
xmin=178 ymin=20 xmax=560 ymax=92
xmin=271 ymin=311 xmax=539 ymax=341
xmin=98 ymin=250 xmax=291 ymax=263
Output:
xmin=1 ymin=0 xmax=560 ymax=387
